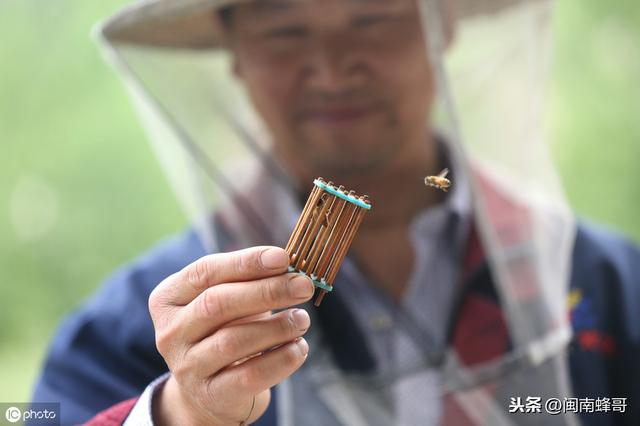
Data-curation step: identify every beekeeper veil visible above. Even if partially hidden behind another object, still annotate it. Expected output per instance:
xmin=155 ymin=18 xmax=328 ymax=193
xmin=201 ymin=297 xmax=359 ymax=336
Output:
xmin=95 ymin=0 xmax=577 ymax=424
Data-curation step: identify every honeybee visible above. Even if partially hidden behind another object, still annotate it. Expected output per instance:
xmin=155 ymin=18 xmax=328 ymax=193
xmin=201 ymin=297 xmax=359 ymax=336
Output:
xmin=424 ymin=168 xmax=451 ymax=192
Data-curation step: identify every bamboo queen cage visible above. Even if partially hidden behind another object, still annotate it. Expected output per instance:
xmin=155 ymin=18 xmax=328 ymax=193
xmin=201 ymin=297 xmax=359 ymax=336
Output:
xmin=285 ymin=178 xmax=372 ymax=307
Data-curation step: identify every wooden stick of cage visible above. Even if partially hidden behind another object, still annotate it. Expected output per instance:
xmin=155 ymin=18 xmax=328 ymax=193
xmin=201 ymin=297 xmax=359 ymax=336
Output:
xmin=285 ymin=178 xmax=372 ymax=306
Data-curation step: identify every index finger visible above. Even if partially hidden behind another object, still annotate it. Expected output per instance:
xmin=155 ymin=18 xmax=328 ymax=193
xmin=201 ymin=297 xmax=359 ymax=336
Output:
xmin=159 ymin=246 xmax=290 ymax=306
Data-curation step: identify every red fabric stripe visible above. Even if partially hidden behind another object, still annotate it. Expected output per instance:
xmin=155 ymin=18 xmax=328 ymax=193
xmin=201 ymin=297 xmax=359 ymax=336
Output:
xmin=83 ymin=398 xmax=138 ymax=426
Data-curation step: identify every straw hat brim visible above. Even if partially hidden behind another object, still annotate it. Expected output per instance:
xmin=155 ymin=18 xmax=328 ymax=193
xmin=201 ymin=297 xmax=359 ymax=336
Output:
xmin=98 ymin=0 xmax=529 ymax=50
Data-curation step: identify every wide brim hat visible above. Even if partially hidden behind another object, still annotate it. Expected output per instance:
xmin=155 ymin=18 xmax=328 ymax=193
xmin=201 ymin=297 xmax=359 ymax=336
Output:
xmin=97 ymin=0 xmax=523 ymax=50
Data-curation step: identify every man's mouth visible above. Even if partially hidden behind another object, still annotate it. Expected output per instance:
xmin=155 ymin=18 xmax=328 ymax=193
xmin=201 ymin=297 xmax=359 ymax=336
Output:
xmin=297 ymin=103 xmax=384 ymax=125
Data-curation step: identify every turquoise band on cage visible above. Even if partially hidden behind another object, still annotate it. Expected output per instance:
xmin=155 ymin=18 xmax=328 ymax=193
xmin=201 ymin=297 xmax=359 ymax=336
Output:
xmin=288 ymin=266 xmax=334 ymax=292
xmin=313 ymin=179 xmax=371 ymax=210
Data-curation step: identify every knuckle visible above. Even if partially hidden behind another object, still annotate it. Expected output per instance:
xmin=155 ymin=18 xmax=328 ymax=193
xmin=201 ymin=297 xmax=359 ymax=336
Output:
xmin=148 ymin=287 xmax=163 ymax=315
xmin=170 ymin=344 xmax=198 ymax=386
xmin=200 ymin=288 xmax=229 ymax=318
xmin=236 ymin=250 xmax=251 ymax=276
xmin=235 ymin=366 xmax=256 ymax=390
xmin=280 ymin=312 xmax=297 ymax=336
xmin=155 ymin=327 xmax=175 ymax=357
xmin=148 ymin=277 xmax=175 ymax=317
xmin=213 ymin=330 xmax=240 ymax=358
xmin=233 ymin=248 xmax=260 ymax=278
xmin=172 ymin=361 xmax=199 ymax=391
xmin=187 ymin=257 xmax=211 ymax=290
xmin=235 ymin=247 xmax=264 ymax=276
xmin=260 ymin=277 xmax=283 ymax=306
xmin=171 ymin=359 xmax=192 ymax=383
xmin=198 ymin=288 xmax=224 ymax=319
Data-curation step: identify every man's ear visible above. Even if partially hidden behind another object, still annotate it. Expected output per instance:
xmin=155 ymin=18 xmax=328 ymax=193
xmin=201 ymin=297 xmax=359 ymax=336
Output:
xmin=443 ymin=0 xmax=457 ymax=50
xmin=214 ymin=10 xmax=244 ymax=79
xmin=232 ymin=54 xmax=244 ymax=80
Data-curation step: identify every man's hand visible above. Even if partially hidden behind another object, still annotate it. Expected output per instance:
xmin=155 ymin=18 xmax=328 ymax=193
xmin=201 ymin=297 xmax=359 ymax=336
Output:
xmin=149 ymin=246 xmax=314 ymax=425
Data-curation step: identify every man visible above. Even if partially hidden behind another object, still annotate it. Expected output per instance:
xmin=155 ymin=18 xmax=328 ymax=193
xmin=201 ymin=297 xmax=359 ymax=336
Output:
xmin=32 ymin=0 xmax=640 ymax=425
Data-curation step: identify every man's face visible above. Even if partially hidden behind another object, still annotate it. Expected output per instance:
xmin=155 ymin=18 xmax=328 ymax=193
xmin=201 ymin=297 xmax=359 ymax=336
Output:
xmin=228 ymin=0 xmax=435 ymax=177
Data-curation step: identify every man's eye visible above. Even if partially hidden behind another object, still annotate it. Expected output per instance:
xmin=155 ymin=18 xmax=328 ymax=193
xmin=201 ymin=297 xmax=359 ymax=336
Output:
xmin=264 ymin=26 xmax=309 ymax=40
xmin=351 ymin=14 xmax=392 ymax=28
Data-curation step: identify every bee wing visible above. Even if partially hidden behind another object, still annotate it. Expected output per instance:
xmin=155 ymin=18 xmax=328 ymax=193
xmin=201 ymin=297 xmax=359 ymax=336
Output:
xmin=437 ymin=168 xmax=450 ymax=178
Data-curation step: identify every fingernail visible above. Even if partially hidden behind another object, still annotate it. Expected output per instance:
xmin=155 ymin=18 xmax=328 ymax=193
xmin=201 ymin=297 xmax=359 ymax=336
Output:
xmin=290 ymin=309 xmax=310 ymax=331
xmin=295 ymin=337 xmax=309 ymax=356
xmin=260 ymin=248 xmax=288 ymax=270
xmin=289 ymin=275 xmax=314 ymax=299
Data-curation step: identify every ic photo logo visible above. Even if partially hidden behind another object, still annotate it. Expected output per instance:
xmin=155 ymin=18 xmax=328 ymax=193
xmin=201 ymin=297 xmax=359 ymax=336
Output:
xmin=5 ymin=407 xmax=21 ymax=423
xmin=1 ymin=403 xmax=59 ymax=425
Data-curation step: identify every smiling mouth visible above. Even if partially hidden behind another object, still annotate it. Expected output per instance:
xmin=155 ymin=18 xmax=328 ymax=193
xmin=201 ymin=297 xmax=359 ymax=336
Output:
xmin=298 ymin=104 xmax=384 ymax=125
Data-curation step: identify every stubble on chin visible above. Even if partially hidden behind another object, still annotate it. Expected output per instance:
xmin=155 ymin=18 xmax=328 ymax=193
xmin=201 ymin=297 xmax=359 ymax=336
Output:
xmin=287 ymin=112 xmax=400 ymax=169
xmin=292 ymin=136 xmax=407 ymax=181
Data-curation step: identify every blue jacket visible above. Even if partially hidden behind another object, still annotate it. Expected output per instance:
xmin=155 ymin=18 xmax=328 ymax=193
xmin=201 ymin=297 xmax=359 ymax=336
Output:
xmin=31 ymin=223 xmax=640 ymax=425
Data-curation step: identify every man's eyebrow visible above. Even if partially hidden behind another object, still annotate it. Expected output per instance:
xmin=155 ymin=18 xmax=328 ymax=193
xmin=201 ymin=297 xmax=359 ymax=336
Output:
xmin=255 ymin=0 xmax=388 ymax=11
xmin=253 ymin=0 xmax=298 ymax=12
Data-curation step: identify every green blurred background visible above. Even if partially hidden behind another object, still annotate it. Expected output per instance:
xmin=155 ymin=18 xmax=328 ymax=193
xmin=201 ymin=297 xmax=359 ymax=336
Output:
xmin=0 ymin=0 xmax=638 ymax=402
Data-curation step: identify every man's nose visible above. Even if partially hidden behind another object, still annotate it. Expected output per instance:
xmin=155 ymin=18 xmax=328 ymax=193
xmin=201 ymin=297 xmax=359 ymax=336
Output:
xmin=304 ymin=34 xmax=365 ymax=91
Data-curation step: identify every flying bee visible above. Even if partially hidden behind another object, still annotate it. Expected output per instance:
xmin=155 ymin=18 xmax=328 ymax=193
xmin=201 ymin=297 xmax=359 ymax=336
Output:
xmin=424 ymin=168 xmax=451 ymax=192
